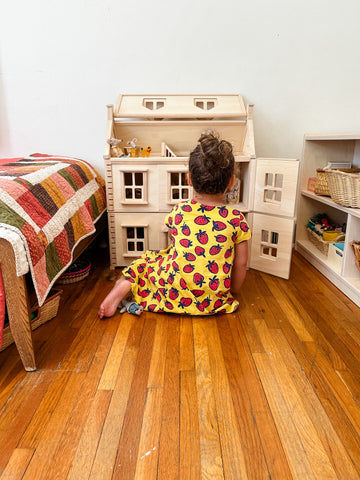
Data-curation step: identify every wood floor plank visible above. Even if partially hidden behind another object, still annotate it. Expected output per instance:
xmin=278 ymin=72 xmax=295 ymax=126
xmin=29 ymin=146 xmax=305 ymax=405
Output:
xmin=205 ymin=318 xmax=250 ymax=480
xmin=292 ymin=285 xmax=360 ymax=383
xmin=0 ymin=371 xmax=54 ymax=472
xmin=0 ymin=448 xmax=34 ymax=480
xmin=254 ymin=319 xmax=339 ymax=479
xmin=262 ymin=274 xmax=349 ymax=375
xmin=89 ymin=316 xmax=144 ymax=480
xmin=313 ymin=292 xmax=360 ymax=371
xmin=43 ymin=315 xmax=118 ymax=480
xmin=259 ymin=274 xmax=313 ymax=342
xmin=193 ymin=318 xmax=224 ymax=480
xmin=216 ymin=315 xmax=270 ymax=479
xmin=278 ymin=279 xmax=348 ymax=372
xmin=98 ymin=314 xmax=134 ymax=390
xmin=179 ymin=370 xmax=201 ymax=480
xmin=111 ymin=315 xmax=156 ymax=480
xmin=67 ymin=390 xmax=112 ymax=480
xmin=0 ymin=371 xmax=49 ymax=437
xmin=225 ymin=316 xmax=293 ymax=479
xmin=336 ymin=368 xmax=360 ymax=406
xmin=59 ymin=312 xmax=106 ymax=373
xmin=180 ymin=316 xmax=195 ymax=371
xmin=134 ymin=387 xmax=163 ymax=480
xmin=305 ymin=341 xmax=360 ymax=440
xmin=147 ymin=316 xmax=168 ymax=388
xmin=157 ymin=317 xmax=181 ymax=480
xmin=18 ymin=371 xmax=72 ymax=449
xmin=0 ymin=360 xmax=26 ymax=410
xmin=89 ymin=347 xmax=139 ymax=480
xmin=274 ymin=330 xmax=360 ymax=479
xmin=264 ymin=285 xmax=360 ymax=472
xmin=236 ymin=296 xmax=266 ymax=353
xmin=21 ymin=372 xmax=86 ymax=480
xmin=253 ymin=351 xmax=316 ymax=480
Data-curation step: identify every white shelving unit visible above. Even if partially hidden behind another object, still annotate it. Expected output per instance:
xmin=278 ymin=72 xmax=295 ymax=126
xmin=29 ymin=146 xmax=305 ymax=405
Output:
xmin=295 ymin=133 xmax=360 ymax=306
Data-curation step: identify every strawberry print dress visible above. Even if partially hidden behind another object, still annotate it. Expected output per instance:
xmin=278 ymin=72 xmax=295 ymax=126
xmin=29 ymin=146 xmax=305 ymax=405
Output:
xmin=122 ymin=200 xmax=251 ymax=315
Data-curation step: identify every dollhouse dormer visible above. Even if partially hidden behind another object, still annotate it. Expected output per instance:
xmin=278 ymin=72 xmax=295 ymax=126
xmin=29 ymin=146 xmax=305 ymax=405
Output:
xmin=104 ymin=94 xmax=257 ymax=268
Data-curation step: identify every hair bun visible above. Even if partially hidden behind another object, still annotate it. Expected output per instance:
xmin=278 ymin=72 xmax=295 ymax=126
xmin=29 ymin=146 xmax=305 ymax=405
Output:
xmin=189 ymin=130 xmax=235 ymax=195
xmin=198 ymin=131 xmax=233 ymax=169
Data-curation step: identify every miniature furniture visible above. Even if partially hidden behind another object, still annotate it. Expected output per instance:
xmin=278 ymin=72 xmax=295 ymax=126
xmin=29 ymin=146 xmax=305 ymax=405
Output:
xmin=295 ymin=133 xmax=360 ymax=307
xmin=104 ymin=94 xmax=299 ymax=280
xmin=0 ymin=155 xmax=107 ymax=370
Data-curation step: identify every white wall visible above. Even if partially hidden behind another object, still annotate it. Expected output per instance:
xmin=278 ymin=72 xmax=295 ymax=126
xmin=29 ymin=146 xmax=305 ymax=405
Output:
xmin=1 ymin=0 xmax=360 ymax=176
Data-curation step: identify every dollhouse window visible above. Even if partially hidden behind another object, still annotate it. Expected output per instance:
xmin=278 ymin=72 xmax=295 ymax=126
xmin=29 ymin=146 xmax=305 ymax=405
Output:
xmin=123 ymin=225 xmax=148 ymax=256
xmin=168 ymin=171 xmax=191 ymax=204
xmin=121 ymin=170 xmax=148 ymax=204
xmin=143 ymin=98 xmax=166 ymax=110
xmin=264 ymin=173 xmax=283 ymax=204
xmin=194 ymin=98 xmax=217 ymax=110
xmin=260 ymin=229 xmax=278 ymax=258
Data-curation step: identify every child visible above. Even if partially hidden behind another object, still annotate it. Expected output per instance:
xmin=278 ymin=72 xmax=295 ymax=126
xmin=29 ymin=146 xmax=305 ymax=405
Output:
xmin=98 ymin=131 xmax=251 ymax=318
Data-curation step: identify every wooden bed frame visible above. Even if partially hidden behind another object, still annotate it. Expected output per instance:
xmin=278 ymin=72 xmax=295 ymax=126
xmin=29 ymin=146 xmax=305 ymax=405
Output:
xmin=0 ymin=213 xmax=107 ymax=371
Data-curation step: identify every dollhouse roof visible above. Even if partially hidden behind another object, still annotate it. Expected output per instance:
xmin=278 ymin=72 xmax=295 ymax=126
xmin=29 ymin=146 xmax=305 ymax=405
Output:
xmin=114 ymin=94 xmax=247 ymax=119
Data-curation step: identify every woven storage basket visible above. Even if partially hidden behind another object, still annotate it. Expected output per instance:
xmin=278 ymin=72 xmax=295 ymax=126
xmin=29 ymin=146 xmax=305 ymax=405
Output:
xmin=1 ymin=288 xmax=62 ymax=351
xmin=306 ymin=228 xmax=345 ymax=256
xmin=56 ymin=260 xmax=91 ymax=285
xmin=326 ymin=168 xmax=360 ymax=207
xmin=315 ymin=169 xmax=331 ymax=196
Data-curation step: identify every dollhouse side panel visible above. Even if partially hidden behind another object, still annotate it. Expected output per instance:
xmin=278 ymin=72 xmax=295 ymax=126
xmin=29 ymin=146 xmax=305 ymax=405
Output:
xmin=250 ymin=213 xmax=295 ymax=279
xmin=253 ymin=158 xmax=299 ymax=217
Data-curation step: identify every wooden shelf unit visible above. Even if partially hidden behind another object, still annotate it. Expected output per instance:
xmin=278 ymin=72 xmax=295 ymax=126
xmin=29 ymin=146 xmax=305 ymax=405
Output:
xmin=295 ymin=133 xmax=360 ymax=306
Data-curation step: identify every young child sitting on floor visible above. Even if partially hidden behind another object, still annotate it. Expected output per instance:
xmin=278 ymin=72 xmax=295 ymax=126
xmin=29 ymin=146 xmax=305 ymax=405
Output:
xmin=98 ymin=131 xmax=251 ymax=318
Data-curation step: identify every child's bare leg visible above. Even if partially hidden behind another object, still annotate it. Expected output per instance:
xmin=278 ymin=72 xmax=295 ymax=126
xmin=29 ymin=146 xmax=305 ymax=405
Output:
xmin=98 ymin=276 xmax=132 ymax=319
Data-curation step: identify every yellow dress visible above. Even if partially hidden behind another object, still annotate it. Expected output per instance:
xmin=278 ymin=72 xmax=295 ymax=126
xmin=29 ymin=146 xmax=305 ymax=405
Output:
xmin=123 ymin=200 xmax=251 ymax=315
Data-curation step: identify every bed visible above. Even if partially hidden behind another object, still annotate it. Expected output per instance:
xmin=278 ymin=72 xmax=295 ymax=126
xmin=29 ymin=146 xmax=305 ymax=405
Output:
xmin=0 ymin=154 xmax=107 ymax=371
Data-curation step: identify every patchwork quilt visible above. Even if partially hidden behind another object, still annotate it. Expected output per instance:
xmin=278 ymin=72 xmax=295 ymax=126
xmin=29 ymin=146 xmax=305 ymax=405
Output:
xmin=0 ymin=154 xmax=106 ymax=306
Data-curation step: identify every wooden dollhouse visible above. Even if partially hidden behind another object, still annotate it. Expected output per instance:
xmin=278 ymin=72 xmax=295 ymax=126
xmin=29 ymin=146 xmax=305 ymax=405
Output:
xmin=104 ymin=94 xmax=299 ymax=279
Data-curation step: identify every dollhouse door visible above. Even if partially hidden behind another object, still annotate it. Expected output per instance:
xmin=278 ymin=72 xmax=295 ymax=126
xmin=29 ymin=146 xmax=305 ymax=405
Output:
xmin=249 ymin=158 xmax=300 ymax=279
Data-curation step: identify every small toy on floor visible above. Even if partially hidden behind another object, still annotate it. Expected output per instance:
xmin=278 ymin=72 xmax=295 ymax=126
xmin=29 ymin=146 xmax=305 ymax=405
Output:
xmin=118 ymin=299 xmax=144 ymax=316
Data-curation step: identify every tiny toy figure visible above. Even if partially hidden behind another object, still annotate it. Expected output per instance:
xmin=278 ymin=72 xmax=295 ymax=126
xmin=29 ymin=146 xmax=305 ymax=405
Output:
xmin=118 ymin=298 xmax=144 ymax=316
xmin=107 ymin=137 xmax=123 ymax=157
xmin=141 ymin=146 xmax=152 ymax=157
xmin=124 ymin=138 xmax=141 ymax=157
xmin=127 ymin=138 xmax=138 ymax=148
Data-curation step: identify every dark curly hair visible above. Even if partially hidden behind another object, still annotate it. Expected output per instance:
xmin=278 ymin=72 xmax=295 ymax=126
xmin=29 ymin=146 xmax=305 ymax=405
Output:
xmin=189 ymin=131 xmax=235 ymax=195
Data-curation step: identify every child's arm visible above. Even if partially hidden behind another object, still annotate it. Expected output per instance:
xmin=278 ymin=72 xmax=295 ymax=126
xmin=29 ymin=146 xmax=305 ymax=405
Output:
xmin=230 ymin=240 xmax=249 ymax=294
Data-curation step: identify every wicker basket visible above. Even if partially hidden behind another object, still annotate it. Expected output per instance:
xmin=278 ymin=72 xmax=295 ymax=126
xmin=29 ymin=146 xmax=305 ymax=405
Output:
xmin=315 ymin=169 xmax=331 ymax=196
xmin=306 ymin=228 xmax=345 ymax=256
xmin=56 ymin=260 xmax=91 ymax=285
xmin=326 ymin=169 xmax=360 ymax=207
xmin=1 ymin=288 xmax=62 ymax=351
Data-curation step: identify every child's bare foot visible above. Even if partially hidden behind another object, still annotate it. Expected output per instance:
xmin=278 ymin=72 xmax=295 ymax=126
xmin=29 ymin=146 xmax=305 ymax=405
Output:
xmin=98 ymin=290 xmax=121 ymax=318
xmin=98 ymin=277 xmax=132 ymax=319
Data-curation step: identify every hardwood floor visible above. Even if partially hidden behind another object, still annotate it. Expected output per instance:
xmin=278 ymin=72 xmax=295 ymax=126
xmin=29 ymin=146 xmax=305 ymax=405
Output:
xmin=0 ymin=247 xmax=360 ymax=479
